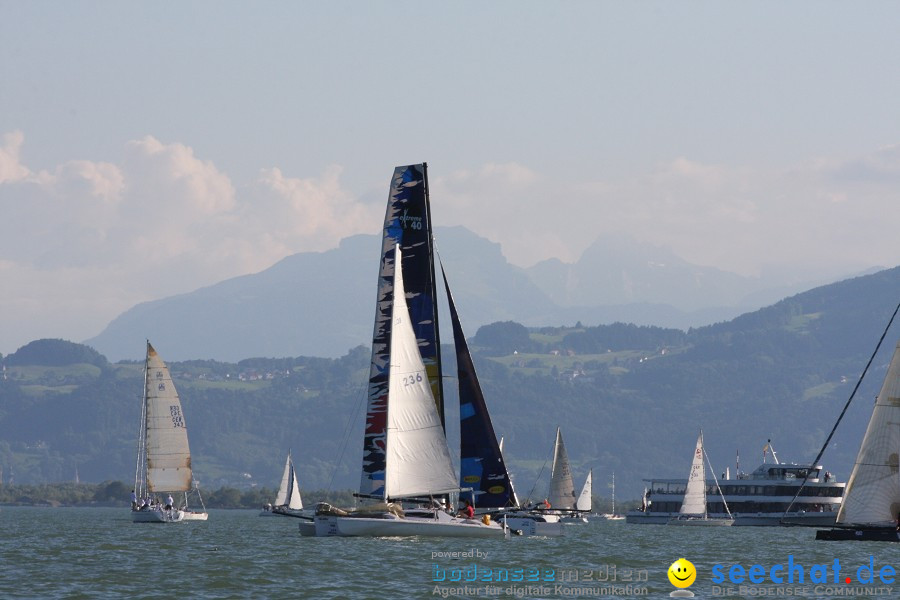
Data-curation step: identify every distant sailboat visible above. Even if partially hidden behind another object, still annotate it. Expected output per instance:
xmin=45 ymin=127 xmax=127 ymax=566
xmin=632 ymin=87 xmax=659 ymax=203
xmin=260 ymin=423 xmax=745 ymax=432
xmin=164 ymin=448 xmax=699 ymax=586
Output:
xmin=132 ymin=342 xmax=208 ymax=523
xmin=547 ymin=428 xmax=589 ymax=524
xmin=260 ymin=451 xmax=304 ymax=517
xmin=596 ymin=472 xmax=625 ymax=521
xmin=668 ymin=431 xmax=732 ymax=526
xmin=817 ymin=339 xmax=900 ymax=541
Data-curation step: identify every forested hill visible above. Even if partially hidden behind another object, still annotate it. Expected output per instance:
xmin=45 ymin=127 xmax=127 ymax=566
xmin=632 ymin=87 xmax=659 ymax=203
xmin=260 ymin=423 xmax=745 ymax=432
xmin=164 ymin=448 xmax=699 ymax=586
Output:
xmin=2 ymin=266 xmax=899 ymax=500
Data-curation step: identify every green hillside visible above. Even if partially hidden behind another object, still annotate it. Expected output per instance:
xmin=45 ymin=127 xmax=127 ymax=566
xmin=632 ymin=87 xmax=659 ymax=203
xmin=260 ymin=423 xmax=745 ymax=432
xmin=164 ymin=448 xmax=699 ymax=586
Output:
xmin=2 ymin=267 xmax=899 ymax=500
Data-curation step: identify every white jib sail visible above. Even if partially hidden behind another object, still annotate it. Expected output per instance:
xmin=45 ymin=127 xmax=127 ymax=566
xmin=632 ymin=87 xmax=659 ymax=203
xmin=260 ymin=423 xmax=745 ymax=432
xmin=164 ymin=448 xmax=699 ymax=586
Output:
xmin=576 ymin=469 xmax=592 ymax=511
xmin=384 ymin=245 xmax=459 ymax=500
xmin=548 ymin=427 xmax=577 ymax=509
xmin=679 ymin=431 xmax=707 ymax=516
xmin=275 ymin=453 xmax=303 ymax=510
xmin=145 ymin=344 xmax=193 ymax=493
xmin=837 ymin=341 xmax=900 ymax=526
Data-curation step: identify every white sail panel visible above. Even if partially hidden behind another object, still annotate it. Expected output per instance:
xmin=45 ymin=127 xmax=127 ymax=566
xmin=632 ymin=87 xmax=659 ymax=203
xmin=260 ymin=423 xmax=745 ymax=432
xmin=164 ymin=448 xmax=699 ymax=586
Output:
xmin=837 ymin=341 xmax=900 ymax=526
xmin=679 ymin=432 xmax=707 ymax=516
xmin=576 ymin=469 xmax=592 ymax=511
xmin=548 ymin=428 xmax=577 ymax=509
xmin=384 ymin=246 xmax=459 ymax=500
xmin=287 ymin=457 xmax=303 ymax=510
xmin=145 ymin=344 xmax=193 ymax=493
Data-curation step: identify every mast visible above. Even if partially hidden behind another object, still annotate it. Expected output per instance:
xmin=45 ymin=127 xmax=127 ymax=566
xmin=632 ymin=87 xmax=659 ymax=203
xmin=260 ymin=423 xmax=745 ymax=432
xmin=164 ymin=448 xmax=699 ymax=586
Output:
xmin=133 ymin=342 xmax=150 ymax=499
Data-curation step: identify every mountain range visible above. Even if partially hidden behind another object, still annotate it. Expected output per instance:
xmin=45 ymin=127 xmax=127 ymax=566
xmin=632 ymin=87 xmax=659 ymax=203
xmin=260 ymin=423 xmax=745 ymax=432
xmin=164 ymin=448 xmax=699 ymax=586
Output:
xmin=84 ymin=227 xmax=857 ymax=362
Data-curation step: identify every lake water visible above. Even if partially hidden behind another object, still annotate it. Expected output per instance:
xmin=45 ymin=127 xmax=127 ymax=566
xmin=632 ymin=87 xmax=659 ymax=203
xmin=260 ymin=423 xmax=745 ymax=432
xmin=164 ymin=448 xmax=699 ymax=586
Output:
xmin=0 ymin=507 xmax=895 ymax=599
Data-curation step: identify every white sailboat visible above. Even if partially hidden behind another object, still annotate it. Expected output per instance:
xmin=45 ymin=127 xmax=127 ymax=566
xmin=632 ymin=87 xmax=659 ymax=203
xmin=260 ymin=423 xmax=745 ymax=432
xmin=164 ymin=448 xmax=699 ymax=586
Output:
xmin=596 ymin=472 xmax=625 ymax=521
xmin=311 ymin=243 xmax=506 ymax=538
xmin=132 ymin=342 xmax=208 ymax=523
xmin=260 ymin=451 xmax=304 ymax=517
xmin=668 ymin=431 xmax=732 ymax=526
xmin=547 ymin=428 xmax=589 ymax=524
xmin=817 ymin=340 xmax=900 ymax=542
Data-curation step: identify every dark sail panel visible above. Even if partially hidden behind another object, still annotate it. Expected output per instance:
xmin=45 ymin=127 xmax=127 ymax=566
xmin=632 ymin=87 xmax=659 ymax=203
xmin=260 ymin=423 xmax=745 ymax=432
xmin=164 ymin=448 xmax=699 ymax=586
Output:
xmin=443 ymin=264 xmax=516 ymax=509
xmin=359 ymin=164 xmax=444 ymax=497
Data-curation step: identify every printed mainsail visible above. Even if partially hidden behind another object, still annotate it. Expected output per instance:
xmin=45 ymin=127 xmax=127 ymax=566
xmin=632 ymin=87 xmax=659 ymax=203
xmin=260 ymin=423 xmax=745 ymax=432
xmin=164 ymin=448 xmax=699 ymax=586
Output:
xmin=443 ymin=264 xmax=517 ymax=509
xmin=548 ymin=428 xmax=577 ymax=510
xmin=360 ymin=164 xmax=444 ymax=497
xmin=142 ymin=342 xmax=193 ymax=493
xmin=384 ymin=245 xmax=458 ymax=500
xmin=836 ymin=341 xmax=900 ymax=527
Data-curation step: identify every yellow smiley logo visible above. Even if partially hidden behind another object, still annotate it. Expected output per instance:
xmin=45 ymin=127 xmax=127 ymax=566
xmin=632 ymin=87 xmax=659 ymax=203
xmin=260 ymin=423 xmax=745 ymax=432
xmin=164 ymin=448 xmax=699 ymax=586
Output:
xmin=668 ymin=558 xmax=696 ymax=588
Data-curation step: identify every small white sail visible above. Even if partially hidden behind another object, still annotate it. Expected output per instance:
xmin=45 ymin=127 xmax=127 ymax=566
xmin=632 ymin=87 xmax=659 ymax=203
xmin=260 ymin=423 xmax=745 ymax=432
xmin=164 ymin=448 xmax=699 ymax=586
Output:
xmin=837 ymin=341 xmax=900 ymax=527
xmin=384 ymin=245 xmax=459 ymax=500
xmin=275 ymin=453 xmax=303 ymax=510
xmin=576 ymin=469 xmax=592 ymax=511
xmin=145 ymin=344 xmax=193 ymax=493
xmin=679 ymin=432 xmax=707 ymax=516
xmin=548 ymin=427 xmax=577 ymax=510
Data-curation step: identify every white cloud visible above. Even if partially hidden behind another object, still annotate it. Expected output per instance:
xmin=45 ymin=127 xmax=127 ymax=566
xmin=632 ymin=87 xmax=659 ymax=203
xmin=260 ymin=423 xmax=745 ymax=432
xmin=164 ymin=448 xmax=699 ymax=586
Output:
xmin=0 ymin=132 xmax=375 ymax=355
xmin=0 ymin=131 xmax=31 ymax=183
xmin=2 ymin=131 xmax=900 ymax=356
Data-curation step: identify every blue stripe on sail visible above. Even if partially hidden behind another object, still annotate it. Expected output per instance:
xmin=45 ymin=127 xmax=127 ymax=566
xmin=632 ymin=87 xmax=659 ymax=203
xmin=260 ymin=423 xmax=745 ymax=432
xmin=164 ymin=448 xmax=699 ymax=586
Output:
xmin=460 ymin=403 xmax=476 ymax=420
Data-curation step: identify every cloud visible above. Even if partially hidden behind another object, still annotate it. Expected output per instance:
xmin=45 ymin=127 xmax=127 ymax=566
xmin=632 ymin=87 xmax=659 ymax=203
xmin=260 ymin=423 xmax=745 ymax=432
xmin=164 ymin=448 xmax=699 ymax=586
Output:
xmin=0 ymin=132 xmax=375 ymax=354
xmin=0 ymin=131 xmax=31 ymax=183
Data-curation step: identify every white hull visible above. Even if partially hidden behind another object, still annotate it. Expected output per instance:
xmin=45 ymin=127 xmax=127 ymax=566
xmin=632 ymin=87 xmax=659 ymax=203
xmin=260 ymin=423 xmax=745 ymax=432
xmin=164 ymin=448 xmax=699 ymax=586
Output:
xmin=503 ymin=516 xmax=563 ymax=537
xmin=560 ymin=515 xmax=589 ymax=524
xmin=181 ymin=510 xmax=208 ymax=521
xmin=259 ymin=507 xmax=305 ymax=518
xmin=131 ymin=508 xmax=184 ymax=523
xmin=313 ymin=511 xmax=507 ymax=538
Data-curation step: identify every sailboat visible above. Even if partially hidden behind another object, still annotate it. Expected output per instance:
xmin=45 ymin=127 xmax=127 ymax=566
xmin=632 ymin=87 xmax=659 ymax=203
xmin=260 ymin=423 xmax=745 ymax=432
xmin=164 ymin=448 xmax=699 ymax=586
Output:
xmin=596 ymin=472 xmax=625 ymax=520
xmin=668 ymin=431 xmax=732 ymax=526
xmin=445 ymin=263 xmax=562 ymax=537
xmin=817 ymin=340 xmax=900 ymax=542
xmin=546 ymin=428 xmax=589 ymax=523
xmin=259 ymin=451 xmax=304 ymax=517
xmin=132 ymin=342 xmax=208 ymax=523
xmin=311 ymin=164 xmax=507 ymax=538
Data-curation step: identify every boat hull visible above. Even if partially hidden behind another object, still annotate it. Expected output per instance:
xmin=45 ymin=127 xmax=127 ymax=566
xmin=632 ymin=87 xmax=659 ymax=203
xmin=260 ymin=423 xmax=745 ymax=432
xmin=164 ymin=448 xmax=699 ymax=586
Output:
xmin=502 ymin=516 xmax=563 ymax=537
xmin=627 ymin=511 xmax=838 ymax=527
xmin=668 ymin=516 xmax=733 ymax=526
xmin=816 ymin=528 xmax=900 ymax=542
xmin=131 ymin=508 xmax=184 ymax=523
xmin=181 ymin=511 xmax=208 ymax=521
xmin=312 ymin=512 xmax=507 ymax=538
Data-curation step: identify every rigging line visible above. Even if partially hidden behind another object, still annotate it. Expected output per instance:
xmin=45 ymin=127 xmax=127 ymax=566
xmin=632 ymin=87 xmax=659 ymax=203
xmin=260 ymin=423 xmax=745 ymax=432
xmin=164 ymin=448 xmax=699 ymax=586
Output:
xmin=780 ymin=299 xmax=900 ymax=523
xmin=325 ymin=379 xmax=369 ymax=495
xmin=524 ymin=431 xmax=557 ymax=506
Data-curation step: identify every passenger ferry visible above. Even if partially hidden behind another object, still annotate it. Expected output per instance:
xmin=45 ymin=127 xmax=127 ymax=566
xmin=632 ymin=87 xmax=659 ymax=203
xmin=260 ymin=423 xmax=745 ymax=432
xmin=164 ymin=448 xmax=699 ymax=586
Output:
xmin=626 ymin=446 xmax=845 ymax=526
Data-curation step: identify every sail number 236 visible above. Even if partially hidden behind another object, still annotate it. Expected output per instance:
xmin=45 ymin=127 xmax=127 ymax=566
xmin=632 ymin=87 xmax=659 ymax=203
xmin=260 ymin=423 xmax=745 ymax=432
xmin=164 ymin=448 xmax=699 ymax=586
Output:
xmin=402 ymin=372 xmax=424 ymax=387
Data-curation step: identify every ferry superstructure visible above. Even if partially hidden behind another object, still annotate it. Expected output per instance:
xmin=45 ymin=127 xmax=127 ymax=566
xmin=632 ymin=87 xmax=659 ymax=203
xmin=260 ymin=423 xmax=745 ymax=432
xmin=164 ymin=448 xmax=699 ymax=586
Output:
xmin=627 ymin=461 xmax=844 ymax=526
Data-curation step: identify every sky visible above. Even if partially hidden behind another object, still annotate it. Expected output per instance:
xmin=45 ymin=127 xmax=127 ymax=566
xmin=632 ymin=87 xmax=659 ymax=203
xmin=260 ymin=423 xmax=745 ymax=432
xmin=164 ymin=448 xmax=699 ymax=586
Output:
xmin=2 ymin=2 xmax=900 ymax=356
